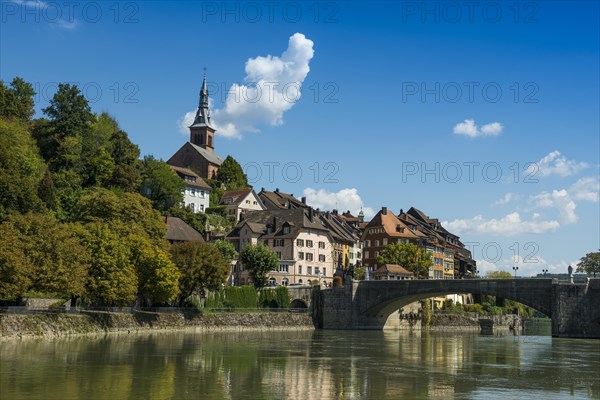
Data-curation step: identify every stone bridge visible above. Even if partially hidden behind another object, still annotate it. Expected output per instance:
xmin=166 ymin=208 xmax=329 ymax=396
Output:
xmin=287 ymin=286 xmax=313 ymax=309
xmin=312 ymin=279 xmax=600 ymax=339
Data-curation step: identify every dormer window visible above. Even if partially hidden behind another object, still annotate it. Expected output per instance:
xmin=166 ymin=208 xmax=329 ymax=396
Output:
xmin=283 ymin=225 xmax=290 ymax=234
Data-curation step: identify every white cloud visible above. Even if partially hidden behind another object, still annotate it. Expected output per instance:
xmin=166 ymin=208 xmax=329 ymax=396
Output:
xmin=531 ymin=189 xmax=578 ymax=224
xmin=302 ymin=188 xmax=375 ymax=219
xmin=179 ymin=33 xmax=314 ymax=139
xmin=569 ymin=176 xmax=600 ymax=202
xmin=442 ymin=212 xmax=560 ymax=236
xmin=494 ymin=193 xmax=517 ymax=206
xmin=14 ymin=0 xmax=79 ymax=30
xmin=453 ymin=119 xmax=503 ymax=138
xmin=527 ymin=150 xmax=589 ymax=178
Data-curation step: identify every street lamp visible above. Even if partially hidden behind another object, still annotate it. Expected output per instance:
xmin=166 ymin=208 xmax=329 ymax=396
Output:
xmin=512 ymin=266 xmax=519 ymax=279
xmin=542 ymin=268 xmax=548 ymax=277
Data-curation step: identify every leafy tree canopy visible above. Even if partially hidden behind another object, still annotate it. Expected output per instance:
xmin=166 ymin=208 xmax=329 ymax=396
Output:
xmin=485 ymin=271 xmax=513 ymax=279
xmin=215 ymin=155 xmax=248 ymax=190
xmin=0 ymin=118 xmax=46 ymax=220
xmin=239 ymin=244 xmax=279 ymax=288
xmin=215 ymin=239 xmax=238 ymax=263
xmin=0 ymin=77 xmax=36 ymax=121
xmin=170 ymin=241 xmax=230 ymax=305
xmin=576 ymin=251 xmax=600 ymax=277
xmin=139 ymin=155 xmax=185 ymax=212
xmin=376 ymin=242 xmax=433 ymax=279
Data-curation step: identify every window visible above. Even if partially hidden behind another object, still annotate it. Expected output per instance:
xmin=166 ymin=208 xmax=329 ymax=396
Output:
xmin=307 ymin=266 xmax=312 ymax=275
xmin=315 ymin=268 xmax=321 ymax=276
xmin=200 ymin=191 xmax=205 ymax=198
xmin=190 ymin=189 xmax=196 ymax=197
xmin=283 ymin=226 xmax=290 ymax=234
xmin=282 ymin=278 xmax=289 ymax=286
xmin=263 ymin=239 xmax=269 ymax=246
xmin=318 ymin=241 xmax=325 ymax=249
xmin=298 ymin=265 xmax=302 ymax=275
xmin=253 ymin=201 xmax=257 ymax=205
xmin=269 ymin=277 xmax=276 ymax=286
xmin=298 ymin=252 xmax=304 ymax=260
xmin=365 ymin=240 xmax=370 ymax=247
xmin=374 ymin=240 xmax=379 ymax=247
xmin=276 ymin=251 xmax=282 ymax=260
xmin=190 ymin=203 xmax=195 ymax=212
xmin=364 ymin=251 xmax=369 ymax=259
xmin=296 ymin=239 xmax=304 ymax=246
xmin=383 ymin=238 xmax=388 ymax=246
xmin=306 ymin=240 xmax=313 ymax=248
xmin=200 ymin=204 xmax=204 ymax=212
xmin=246 ymin=200 xmax=250 ymax=204
xmin=279 ymin=264 xmax=289 ymax=273
xmin=319 ymin=255 xmax=326 ymax=262
xmin=306 ymin=253 xmax=313 ymax=261
xmin=274 ymin=239 xmax=284 ymax=247
xmin=435 ymin=257 xmax=443 ymax=266
xmin=323 ymin=268 xmax=326 ymax=276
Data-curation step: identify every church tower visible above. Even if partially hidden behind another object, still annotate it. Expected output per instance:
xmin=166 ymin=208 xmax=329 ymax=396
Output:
xmin=189 ymin=72 xmax=216 ymax=152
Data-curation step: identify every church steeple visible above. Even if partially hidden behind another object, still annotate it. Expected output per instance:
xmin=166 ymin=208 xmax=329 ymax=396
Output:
xmin=189 ymin=69 xmax=216 ymax=152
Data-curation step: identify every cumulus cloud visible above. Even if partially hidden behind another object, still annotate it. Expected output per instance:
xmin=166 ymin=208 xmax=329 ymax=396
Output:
xmin=302 ymin=188 xmax=375 ymax=220
xmin=178 ymin=33 xmax=314 ymax=138
xmin=527 ymin=150 xmax=589 ymax=178
xmin=494 ymin=193 xmax=517 ymax=206
xmin=569 ymin=176 xmax=600 ymax=202
xmin=453 ymin=119 xmax=503 ymax=138
xmin=531 ymin=189 xmax=578 ymax=224
xmin=442 ymin=212 xmax=560 ymax=236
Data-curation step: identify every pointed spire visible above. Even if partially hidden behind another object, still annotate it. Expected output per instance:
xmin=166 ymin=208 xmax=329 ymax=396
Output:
xmin=191 ymin=67 xmax=214 ymax=129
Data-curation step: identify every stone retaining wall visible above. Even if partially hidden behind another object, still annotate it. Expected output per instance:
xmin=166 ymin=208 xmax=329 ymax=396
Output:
xmin=0 ymin=311 xmax=314 ymax=340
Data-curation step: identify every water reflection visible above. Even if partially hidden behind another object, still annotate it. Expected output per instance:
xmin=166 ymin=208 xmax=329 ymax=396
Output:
xmin=1 ymin=330 xmax=598 ymax=399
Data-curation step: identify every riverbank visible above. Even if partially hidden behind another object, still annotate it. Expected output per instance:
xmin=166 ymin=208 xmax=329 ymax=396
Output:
xmin=0 ymin=311 xmax=314 ymax=340
xmin=428 ymin=313 xmax=526 ymax=332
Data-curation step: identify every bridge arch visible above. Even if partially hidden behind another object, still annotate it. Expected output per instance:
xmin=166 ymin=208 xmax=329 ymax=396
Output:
xmin=353 ymin=279 xmax=553 ymax=330
xmin=290 ymin=298 xmax=308 ymax=309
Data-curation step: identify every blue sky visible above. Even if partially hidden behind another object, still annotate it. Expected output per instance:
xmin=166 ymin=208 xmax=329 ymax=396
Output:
xmin=2 ymin=0 xmax=599 ymax=276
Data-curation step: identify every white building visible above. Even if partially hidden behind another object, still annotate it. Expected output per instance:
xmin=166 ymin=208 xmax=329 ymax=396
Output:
xmin=169 ymin=165 xmax=211 ymax=213
xmin=219 ymin=188 xmax=266 ymax=221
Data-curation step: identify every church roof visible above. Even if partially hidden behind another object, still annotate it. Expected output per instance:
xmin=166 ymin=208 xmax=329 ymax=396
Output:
xmin=188 ymin=142 xmax=224 ymax=166
xmin=190 ymin=73 xmax=215 ymax=130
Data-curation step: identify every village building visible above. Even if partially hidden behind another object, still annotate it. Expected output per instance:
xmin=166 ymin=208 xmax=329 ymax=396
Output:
xmin=168 ymin=165 xmax=211 ymax=213
xmin=164 ymin=216 xmax=204 ymax=245
xmin=373 ymin=264 xmax=414 ymax=280
xmin=219 ymin=188 xmax=266 ymax=221
xmin=227 ymin=208 xmax=334 ymax=287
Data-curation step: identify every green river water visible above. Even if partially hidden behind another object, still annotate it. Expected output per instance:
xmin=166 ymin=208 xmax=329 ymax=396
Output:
xmin=1 ymin=327 xmax=599 ymax=399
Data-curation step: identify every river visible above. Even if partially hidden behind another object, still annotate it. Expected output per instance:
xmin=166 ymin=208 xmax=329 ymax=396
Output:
xmin=1 ymin=328 xmax=598 ymax=399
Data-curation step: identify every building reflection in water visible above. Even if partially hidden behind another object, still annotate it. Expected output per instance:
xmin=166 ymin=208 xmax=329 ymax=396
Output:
xmin=1 ymin=330 xmax=598 ymax=399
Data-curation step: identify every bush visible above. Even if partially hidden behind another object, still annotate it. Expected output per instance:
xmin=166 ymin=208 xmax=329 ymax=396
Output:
xmin=223 ymin=286 xmax=257 ymax=309
xmin=463 ymin=303 xmax=484 ymax=314
xmin=258 ymin=286 xmax=290 ymax=309
xmin=488 ymin=306 xmax=504 ymax=315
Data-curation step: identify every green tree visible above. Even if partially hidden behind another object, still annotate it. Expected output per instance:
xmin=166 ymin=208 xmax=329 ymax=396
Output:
xmin=0 ymin=119 xmax=46 ymax=220
xmin=170 ymin=241 xmax=230 ymax=305
xmin=77 ymin=223 xmax=138 ymax=306
xmin=0 ymin=77 xmax=36 ymax=121
xmin=376 ymin=242 xmax=433 ymax=279
xmin=0 ymin=214 xmax=90 ymax=299
xmin=128 ymin=235 xmax=180 ymax=305
xmin=139 ymin=155 xmax=185 ymax=212
xmin=485 ymin=271 xmax=513 ymax=279
xmin=74 ymin=188 xmax=167 ymax=244
xmin=215 ymin=155 xmax=248 ymax=190
xmin=41 ymin=83 xmax=95 ymax=171
xmin=576 ymin=251 xmax=600 ymax=277
xmin=215 ymin=239 xmax=238 ymax=263
xmin=239 ymin=244 xmax=279 ymax=288
xmin=0 ymin=222 xmax=30 ymax=299
xmin=107 ymin=128 xmax=141 ymax=191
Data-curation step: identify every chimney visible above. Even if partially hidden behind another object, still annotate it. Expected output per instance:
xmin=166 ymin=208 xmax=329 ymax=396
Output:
xmin=333 ymin=209 xmax=338 ymax=215
xmin=308 ymin=208 xmax=314 ymax=222
xmin=301 ymin=196 xmax=306 ymax=204
xmin=273 ymin=216 xmax=278 ymax=230
xmin=261 ymin=187 xmax=265 ymax=192
xmin=275 ymin=188 xmax=279 ymax=192
xmin=382 ymin=207 xmax=387 ymax=215
xmin=399 ymin=208 xmax=404 ymax=215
